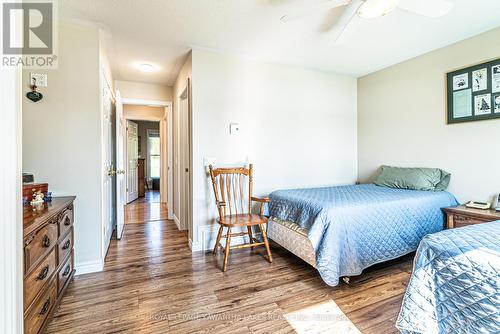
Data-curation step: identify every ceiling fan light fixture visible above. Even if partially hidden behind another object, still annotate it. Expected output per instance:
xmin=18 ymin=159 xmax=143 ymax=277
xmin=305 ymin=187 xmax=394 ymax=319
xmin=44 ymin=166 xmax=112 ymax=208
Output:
xmin=357 ymin=0 xmax=399 ymax=19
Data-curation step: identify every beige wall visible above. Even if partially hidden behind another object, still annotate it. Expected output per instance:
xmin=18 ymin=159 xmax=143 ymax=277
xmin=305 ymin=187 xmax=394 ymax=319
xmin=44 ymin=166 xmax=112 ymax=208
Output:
xmin=189 ymin=49 xmax=358 ymax=250
xmin=358 ymin=27 xmax=500 ymax=203
xmin=23 ymin=23 xmax=102 ymax=269
xmin=123 ymin=105 xmax=165 ymax=120
xmin=115 ymin=80 xmax=173 ymax=101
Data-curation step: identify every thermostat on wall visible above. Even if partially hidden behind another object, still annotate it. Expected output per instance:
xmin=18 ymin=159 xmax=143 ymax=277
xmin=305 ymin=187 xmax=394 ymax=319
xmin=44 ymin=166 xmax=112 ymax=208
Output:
xmin=229 ymin=123 xmax=240 ymax=135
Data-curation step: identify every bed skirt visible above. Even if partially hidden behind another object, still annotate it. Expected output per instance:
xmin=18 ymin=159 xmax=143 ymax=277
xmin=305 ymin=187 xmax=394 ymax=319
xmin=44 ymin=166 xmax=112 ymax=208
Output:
xmin=267 ymin=217 xmax=316 ymax=268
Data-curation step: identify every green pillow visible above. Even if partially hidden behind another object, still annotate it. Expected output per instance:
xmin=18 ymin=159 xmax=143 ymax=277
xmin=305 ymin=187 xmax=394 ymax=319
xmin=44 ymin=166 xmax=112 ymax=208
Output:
xmin=374 ymin=166 xmax=451 ymax=191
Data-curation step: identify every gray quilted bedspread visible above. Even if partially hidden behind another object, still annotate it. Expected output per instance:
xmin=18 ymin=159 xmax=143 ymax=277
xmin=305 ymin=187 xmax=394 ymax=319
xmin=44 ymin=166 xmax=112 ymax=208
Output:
xmin=396 ymin=221 xmax=500 ymax=334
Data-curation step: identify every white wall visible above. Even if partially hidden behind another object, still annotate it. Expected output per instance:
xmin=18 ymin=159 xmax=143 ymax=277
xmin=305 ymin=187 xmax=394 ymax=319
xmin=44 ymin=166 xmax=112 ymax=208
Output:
xmin=190 ymin=49 xmax=358 ymax=250
xmin=23 ymin=22 xmax=103 ymax=272
xmin=358 ymin=27 xmax=500 ymax=204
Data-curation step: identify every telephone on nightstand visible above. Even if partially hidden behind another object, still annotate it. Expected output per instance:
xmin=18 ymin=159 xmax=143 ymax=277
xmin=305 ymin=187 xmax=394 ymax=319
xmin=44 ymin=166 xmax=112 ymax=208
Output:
xmin=466 ymin=201 xmax=491 ymax=210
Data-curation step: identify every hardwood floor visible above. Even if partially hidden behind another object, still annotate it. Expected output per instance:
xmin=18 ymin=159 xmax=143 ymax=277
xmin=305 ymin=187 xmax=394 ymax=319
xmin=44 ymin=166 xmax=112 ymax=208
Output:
xmin=45 ymin=194 xmax=413 ymax=334
xmin=125 ymin=191 xmax=168 ymax=224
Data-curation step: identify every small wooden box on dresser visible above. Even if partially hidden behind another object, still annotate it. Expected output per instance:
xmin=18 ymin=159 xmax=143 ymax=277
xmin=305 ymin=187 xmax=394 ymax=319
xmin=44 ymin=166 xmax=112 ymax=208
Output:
xmin=23 ymin=196 xmax=76 ymax=334
xmin=443 ymin=205 xmax=500 ymax=229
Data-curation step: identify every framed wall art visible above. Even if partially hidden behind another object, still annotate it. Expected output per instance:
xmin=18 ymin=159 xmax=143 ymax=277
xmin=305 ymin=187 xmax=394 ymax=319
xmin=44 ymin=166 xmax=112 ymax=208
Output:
xmin=447 ymin=58 xmax=500 ymax=124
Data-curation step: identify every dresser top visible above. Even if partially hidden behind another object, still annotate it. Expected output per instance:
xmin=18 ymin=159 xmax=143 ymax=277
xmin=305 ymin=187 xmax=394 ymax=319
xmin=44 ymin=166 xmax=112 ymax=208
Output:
xmin=443 ymin=205 xmax=500 ymax=220
xmin=23 ymin=196 xmax=76 ymax=236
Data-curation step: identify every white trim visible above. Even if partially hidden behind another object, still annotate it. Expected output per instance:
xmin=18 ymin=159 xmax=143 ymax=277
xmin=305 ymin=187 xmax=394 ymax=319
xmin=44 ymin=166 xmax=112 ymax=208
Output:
xmin=0 ymin=58 xmax=23 ymax=333
xmin=75 ymin=259 xmax=104 ymax=276
xmin=193 ymin=224 xmax=262 ymax=252
xmin=188 ymin=239 xmax=202 ymax=252
xmin=173 ymin=214 xmax=181 ymax=230
xmin=122 ymin=98 xmax=170 ymax=107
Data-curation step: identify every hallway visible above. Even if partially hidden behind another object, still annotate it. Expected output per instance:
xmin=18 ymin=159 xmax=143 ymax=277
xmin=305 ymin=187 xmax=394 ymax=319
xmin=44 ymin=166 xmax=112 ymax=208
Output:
xmin=44 ymin=190 xmax=413 ymax=334
xmin=125 ymin=190 xmax=168 ymax=225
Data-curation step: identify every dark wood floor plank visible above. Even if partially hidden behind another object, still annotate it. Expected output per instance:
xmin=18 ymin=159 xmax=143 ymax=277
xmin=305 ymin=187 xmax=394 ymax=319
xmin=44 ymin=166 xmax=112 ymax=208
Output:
xmin=45 ymin=190 xmax=412 ymax=333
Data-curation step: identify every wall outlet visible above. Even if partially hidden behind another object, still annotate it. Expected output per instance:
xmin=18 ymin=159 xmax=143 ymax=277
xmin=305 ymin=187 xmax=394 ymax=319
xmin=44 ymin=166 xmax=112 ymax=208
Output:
xmin=30 ymin=73 xmax=47 ymax=87
xmin=229 ymin=123 xmax=240 ymax=135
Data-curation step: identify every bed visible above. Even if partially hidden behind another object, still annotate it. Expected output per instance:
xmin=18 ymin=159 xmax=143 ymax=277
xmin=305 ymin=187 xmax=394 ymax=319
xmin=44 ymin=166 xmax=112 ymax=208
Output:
xmin=396 ymin=221 xmax=500 ymax=334
xmin=266 ymin=183 xmax=458 ymax=286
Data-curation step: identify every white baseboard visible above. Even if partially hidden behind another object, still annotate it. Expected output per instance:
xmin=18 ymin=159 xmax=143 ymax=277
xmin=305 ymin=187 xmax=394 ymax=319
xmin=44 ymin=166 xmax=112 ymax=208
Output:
xmin=75 ymin=259 xmax=104 ymax=276
xmin=173 ymin=214 xmax=181 ymax=230
xmin=189 ymin=238 xmax=202 ymax=252
xmin=194 ymin=224 xmax=262 ymax=252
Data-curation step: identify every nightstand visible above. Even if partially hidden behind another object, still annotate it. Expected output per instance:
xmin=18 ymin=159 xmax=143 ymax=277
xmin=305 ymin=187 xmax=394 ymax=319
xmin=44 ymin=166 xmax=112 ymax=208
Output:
xmin=443 ymin=205 xmax=500 ymax=229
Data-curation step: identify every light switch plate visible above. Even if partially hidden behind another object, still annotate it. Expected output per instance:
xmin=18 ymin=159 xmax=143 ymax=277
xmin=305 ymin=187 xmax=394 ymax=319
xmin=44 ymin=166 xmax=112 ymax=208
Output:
xmin=30 ymin=73 xmax=47 ymax=87
xmin=229 ymin=123 xmax=240 ymax=135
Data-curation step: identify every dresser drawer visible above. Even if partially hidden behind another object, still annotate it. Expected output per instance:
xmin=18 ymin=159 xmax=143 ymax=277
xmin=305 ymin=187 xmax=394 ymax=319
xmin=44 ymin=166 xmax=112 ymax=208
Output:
xmin=453 ymin=214 xmax=491 ymax=228
xmin=24 ymin=278 xmax=57 ymax=334
xmin=58 ymin=251 xmax=74 ymax=293
xmin=58 ymin=227 xmax=73 ymax=265
xmin=24 ymin=248 xmax=56 ymax=311
xmin=25 ymin=222 xmax=58 ymax=274
xmin=58 ymin=207 xmax=74 ymax=238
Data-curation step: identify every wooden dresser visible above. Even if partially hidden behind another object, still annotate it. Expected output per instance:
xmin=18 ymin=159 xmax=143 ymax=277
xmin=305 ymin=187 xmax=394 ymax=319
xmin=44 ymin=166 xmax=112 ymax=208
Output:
xmin=443 ymin=205 xmax=500 ymax=229
xmin=23 ymin=197 xmax=76 ymax=334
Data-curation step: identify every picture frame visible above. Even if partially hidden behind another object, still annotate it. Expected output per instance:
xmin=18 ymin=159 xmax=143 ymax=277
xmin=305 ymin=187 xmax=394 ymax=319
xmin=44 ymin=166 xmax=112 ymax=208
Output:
xmin=447 ymin=57 xmax=500 ymax=124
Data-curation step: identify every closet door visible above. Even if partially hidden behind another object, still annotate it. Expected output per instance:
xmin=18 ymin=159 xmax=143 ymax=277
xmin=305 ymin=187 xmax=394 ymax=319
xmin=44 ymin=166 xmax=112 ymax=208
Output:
xmin=127 ymin=121 xmax=139 ymax=203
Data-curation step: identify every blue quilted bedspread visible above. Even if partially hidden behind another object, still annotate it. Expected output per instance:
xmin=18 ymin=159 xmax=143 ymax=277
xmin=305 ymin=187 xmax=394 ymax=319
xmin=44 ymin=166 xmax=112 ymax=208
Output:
xmin=397 ymin=221 xmax=500 ymax=334
xmin=268 ymin=184 xmax=458 ymax=286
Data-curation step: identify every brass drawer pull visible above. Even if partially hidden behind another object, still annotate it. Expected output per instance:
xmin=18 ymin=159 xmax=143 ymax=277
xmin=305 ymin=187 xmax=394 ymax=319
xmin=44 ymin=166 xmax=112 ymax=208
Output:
xmin=36 ymin=266 xmax=49 ymax=280
xmin=63 ymin=265 xmax=71 ymax=277
xmin=64 ymin=216 xmax=71 ymax=226
xmin=62 ymin=240 xmax=71 ymax=250
xmin=42 ymin=235 xmax=51 ymax=247
xmin=39 ymin=297 xmax=51 ymax=315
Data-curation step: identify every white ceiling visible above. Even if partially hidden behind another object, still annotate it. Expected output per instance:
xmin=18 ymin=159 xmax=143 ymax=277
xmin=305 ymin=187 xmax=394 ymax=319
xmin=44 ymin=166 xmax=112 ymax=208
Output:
xmin=60 ymin=0 xmax=500 ymax=86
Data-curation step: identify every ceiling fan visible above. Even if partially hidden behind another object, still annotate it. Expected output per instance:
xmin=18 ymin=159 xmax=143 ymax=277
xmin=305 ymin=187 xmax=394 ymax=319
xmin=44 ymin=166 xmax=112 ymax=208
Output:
xmin=279 ymin=0 xmax=454 ymax=43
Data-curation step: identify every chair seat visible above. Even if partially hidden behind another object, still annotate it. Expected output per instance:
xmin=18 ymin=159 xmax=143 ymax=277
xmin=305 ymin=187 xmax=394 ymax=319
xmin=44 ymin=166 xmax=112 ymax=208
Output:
xmin=217 ymin=214 xmax=268 ymax=227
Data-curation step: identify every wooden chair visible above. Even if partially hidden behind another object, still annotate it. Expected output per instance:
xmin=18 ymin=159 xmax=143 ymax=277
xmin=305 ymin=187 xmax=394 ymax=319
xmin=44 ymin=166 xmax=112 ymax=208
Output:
xmin=209 ymin=164 xmax=273 ymax=272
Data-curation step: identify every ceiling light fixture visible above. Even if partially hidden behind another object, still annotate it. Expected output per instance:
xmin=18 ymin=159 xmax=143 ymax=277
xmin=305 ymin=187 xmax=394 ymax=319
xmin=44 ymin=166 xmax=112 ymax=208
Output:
xmin=357 ymin=0 xmax=399 ymax=19
xmin=138 ymin=63 xmax=157 ymax=73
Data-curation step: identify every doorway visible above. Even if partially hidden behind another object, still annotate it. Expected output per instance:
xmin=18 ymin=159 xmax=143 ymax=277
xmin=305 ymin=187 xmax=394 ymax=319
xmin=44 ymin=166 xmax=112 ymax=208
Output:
xmin=126 ymin=119 xmax=161 ymax=204
xmin=174 ymin=83 xmax=191 ymax=233
xmin=111 ymin=96 xmax=174 ymax=241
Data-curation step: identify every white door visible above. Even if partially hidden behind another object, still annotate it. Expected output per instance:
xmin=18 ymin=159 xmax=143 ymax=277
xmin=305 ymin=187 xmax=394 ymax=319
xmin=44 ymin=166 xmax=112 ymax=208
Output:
xmin=127 ymin=120 xmax=139 ymax=203
xmin=102 ymin=76 xmax=113 ymax=255
xmin=115 ymin=91 xmax=126 ymax=239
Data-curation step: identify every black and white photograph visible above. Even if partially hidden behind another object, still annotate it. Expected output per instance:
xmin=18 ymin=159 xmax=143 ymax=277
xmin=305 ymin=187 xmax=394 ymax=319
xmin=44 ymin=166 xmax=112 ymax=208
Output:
xmin=492 ymin=65 xmax=500 ymax=93
xmin=472 ymin=68 xmax=488 ymax=92
xmin=494 ymin=94 xmax=500 ymax=113
xmin=474 ymin=93 xmax=492 ymax=115
xmin=453 ymin=73 xmax=469 ymax=90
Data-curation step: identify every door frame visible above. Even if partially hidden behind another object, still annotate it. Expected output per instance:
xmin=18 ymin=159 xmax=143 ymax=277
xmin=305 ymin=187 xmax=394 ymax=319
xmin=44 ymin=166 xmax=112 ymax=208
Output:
xmin=0 ymin=62 xmax=23 ymax=334
xmin=120 ymin=98 xmax=174 ymax=221
xmin=175 ymin=82 xmax=192 ymax=233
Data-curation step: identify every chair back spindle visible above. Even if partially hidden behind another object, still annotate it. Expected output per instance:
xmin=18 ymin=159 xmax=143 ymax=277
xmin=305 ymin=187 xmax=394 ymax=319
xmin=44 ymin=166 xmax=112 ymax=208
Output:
xmin=209 ymin=164 xmax=253 ymax=220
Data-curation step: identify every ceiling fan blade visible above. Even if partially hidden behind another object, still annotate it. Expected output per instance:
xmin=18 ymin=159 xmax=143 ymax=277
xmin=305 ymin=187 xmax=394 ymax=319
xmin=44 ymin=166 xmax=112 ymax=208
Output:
xmin=280 ymin=0 xmax=351 ymax=23
xmin=397 ymin=0 xmax=454 ymax=18
xmin=325 ymin=0 xmax=362 ymax=43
